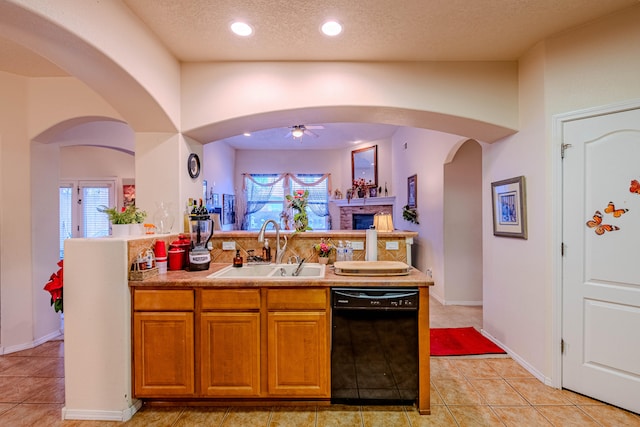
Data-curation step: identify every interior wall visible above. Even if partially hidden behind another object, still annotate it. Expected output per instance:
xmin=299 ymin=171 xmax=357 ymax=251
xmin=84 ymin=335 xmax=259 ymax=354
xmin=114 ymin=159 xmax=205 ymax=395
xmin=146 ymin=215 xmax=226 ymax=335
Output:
xmin=483 ymin=41 xmax=549 ymax=381
xmin=443 ymin=140 xmax=483 ymax=305
xmin=0 ymin=71 xmax=34 ymax=350
xmin=2 ymin=74 xmax=135 ymax=351
xmin=481 ymin=4 xmax=640 ymax=384
xmin=31 ymin=141 xmax=63 ymax=342
xmin=181 ymin=61 xmax=519 ymax=143
xmin=391 ymin=127 xmax=463 ymax=301
xmin=203 ymin=141 xmax=236 ymax=231
xmin=545 ymin=5 xmax=640 ymax=116
xmin=60 ymin=145 xmax=134 ymax=179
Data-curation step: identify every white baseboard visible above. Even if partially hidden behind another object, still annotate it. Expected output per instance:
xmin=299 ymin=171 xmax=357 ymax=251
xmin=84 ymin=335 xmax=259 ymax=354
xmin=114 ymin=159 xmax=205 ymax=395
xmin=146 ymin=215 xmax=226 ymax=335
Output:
xmin=430 ymin=292 xmax=445 ymax=305
xmin=481 ymin=329 xmax=554 ymax=387
xmin=429 ymin=292 xmax=482 ymax=306
xmin=62 ymin=399 xmax=142 ymax=422
xmin=0 ymin=330 xmax=63 ymax=355
xmin=442 ymin=300 xmax=482 ymax=306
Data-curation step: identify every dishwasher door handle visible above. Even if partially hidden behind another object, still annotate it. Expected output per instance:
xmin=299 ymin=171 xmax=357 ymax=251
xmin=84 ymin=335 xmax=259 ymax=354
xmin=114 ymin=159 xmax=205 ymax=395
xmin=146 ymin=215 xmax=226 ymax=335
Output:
xmin=333 ymin=290 xmax=418 ymax=300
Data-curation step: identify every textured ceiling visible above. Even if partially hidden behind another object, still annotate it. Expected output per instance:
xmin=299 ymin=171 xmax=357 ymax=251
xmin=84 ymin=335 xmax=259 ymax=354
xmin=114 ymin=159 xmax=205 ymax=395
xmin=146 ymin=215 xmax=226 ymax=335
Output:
xmin=122 ymin=0 xmax=637 ymax=62
xmin=1 ymin=0 xmax=637 ymax=148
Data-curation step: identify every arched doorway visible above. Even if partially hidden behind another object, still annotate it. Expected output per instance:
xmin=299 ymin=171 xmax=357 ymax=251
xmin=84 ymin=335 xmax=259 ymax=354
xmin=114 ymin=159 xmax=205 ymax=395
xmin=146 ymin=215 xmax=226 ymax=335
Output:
xmin=442 ymin=139 xmax=483 ymax=305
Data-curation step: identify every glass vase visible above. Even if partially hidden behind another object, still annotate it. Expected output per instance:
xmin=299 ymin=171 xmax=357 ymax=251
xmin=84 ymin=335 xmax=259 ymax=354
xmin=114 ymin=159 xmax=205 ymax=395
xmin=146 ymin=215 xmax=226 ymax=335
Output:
xmin=294 ymin=213 xmax=309 ymax=232
xmin=153 ymin=202 xmax=175 ymax=234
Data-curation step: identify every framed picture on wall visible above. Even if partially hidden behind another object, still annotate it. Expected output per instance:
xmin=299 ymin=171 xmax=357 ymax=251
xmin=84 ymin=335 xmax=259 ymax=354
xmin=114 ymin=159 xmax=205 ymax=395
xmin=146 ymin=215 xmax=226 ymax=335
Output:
xmin=222 ymin=194 xmax=236 ymax=225
xmin=213 ymin=193 xmax=220 ymax=207
xmin=407 ymin=174 xmax=417 ymax=208
xmin=491 ymin=176 xmax=527 ymax=239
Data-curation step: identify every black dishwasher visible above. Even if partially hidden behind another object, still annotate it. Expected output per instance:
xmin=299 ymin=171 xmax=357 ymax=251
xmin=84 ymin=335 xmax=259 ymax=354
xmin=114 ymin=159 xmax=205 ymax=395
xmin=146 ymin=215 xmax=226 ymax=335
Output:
xmin=331 ymin=287 xmax=419 ymax=405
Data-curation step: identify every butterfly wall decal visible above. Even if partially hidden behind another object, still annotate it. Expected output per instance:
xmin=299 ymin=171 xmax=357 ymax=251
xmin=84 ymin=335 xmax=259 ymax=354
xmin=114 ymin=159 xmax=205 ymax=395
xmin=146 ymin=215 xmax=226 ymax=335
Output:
xmin=630 ymin=179 xmax=640 ymax=195
xmin=604 ymin=201 xmax=628 ymax=218
xmin=586 ymin=210 xmax=620 ymax=235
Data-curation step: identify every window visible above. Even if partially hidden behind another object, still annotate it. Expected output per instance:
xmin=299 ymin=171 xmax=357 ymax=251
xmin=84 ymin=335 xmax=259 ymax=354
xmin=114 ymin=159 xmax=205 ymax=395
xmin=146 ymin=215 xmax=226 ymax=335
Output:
xmin=243 ymin=173 xmax=329 ymax=231
xmin=59 ymin=180 xmax=115 ymax=258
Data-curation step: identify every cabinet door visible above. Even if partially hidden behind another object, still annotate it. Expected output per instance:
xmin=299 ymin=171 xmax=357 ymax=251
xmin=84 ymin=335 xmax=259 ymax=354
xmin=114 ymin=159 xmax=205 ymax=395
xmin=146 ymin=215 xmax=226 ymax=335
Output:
xmin=267 ymin=311 xmax=329 ymax=397
xmin=133 ymin=311 xmax=194 ymax=397
xmin=200 ymin=312 xmax=261 ymax=396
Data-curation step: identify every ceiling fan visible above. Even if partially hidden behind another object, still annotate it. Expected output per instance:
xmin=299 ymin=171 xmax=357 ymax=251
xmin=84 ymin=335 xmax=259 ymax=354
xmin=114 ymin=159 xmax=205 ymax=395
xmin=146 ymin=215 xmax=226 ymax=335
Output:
xmin=286 ymin=124 xmax=324 ymax=140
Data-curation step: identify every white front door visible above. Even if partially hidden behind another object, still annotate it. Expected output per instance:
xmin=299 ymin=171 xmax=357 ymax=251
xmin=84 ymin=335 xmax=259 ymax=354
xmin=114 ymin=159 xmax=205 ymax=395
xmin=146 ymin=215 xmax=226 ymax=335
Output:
xmin=562 ymin=106 xmax=640 ymax=413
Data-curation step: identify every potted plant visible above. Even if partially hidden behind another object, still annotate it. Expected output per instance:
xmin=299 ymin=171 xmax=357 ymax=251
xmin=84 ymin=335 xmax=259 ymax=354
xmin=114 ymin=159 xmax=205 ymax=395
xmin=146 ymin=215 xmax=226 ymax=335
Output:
xmin=43 ymin=260 xmax=64 ymax=313
xmin=313 ymin=239 xmax=335 ymax=264
xmin=98 ymin=205 xmax=147 ymax=236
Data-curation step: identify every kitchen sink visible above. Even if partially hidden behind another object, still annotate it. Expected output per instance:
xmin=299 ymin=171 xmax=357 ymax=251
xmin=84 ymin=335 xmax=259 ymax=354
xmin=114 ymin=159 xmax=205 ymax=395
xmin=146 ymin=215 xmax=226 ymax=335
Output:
xmin=207 ymin=263 xmax=325 ymax=279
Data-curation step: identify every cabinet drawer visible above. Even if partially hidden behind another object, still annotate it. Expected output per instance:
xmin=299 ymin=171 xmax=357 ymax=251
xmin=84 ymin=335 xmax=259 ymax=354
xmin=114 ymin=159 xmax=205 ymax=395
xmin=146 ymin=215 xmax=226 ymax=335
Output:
xmin=267 ymin=289 xmax=327 ymax=310
xmin=201 ymin=289 xmax=261 ymax=310
xmin=134 ymin=289 xmax=194 ymax=311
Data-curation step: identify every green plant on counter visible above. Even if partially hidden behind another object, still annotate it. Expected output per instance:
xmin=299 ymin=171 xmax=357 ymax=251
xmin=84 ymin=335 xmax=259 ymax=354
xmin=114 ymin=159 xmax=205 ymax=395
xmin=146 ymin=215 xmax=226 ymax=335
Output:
xmin=402 ymin=204 xmax=419 ymax=224
xmin=97 ymin=205 xmax=147 ymax=224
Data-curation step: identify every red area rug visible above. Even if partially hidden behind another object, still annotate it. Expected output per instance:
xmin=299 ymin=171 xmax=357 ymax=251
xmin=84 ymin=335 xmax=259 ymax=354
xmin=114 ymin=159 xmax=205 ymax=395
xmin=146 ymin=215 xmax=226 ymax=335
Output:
xmin=430 ymin=327 xmax=506 ymax=356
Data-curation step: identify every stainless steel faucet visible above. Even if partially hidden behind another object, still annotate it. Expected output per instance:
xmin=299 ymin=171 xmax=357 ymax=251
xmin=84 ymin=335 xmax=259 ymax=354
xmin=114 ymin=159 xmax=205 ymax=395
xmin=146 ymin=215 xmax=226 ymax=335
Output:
xmin=257 ymin=219 xmax=287 ymax=264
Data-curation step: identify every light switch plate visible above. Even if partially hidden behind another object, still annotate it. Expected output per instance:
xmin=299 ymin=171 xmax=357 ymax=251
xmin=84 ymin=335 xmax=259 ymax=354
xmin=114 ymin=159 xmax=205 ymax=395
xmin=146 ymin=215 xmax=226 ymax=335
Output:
xmin=222 ymin=241 xmax=236 ymax=250
xmin=351 ymin=241 xmax=364 ymax=250
xmin=385 ymin=241 xmax=399 ymax=250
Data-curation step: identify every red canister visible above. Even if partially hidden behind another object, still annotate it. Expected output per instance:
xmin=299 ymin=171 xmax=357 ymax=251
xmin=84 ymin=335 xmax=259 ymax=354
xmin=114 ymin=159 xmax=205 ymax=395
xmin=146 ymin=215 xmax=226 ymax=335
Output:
xmin=168 ymin=248 xmax=185 ymax=270
xmin=171 ymin=235 xmax=190 ymax=268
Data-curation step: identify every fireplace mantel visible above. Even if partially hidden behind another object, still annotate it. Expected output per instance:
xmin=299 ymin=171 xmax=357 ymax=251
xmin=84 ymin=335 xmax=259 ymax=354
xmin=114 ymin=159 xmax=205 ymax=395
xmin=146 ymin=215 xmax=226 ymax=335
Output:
xmin=332 ymin=196 xmax=395 ymax=207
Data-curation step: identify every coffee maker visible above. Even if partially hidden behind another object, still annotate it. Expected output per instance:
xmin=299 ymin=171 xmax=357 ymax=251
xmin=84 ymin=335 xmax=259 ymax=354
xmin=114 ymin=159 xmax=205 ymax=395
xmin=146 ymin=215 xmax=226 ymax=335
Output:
xmin=188 ymin=213 xmax=213 ymax=271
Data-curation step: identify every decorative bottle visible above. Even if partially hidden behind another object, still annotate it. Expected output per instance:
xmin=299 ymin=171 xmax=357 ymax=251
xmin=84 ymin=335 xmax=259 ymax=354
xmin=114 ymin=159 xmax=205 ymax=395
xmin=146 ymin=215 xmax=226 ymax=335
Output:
xmin=233 ymin=250 xmax=243 ymax=268
xmin=262 ymin=239 xmax=271 ymax=262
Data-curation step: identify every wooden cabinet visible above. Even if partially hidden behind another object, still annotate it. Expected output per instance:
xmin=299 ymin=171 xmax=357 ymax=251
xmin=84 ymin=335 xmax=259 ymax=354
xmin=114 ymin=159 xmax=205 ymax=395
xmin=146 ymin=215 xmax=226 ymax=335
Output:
xmin=200 ymin=289 xmax=261 ymax=396
xmin=132 ymin=287 xmax=330 ymax=400
xmin=266 ymin=289 xmax=330 ymax=397
xmin=133 ymin=289 xmax=195 ymax=397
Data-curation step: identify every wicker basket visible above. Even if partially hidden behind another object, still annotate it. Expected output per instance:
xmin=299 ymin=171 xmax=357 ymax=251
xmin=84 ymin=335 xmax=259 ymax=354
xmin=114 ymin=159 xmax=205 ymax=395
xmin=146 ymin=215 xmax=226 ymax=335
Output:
xmin=129 ymin=266 xmax=158 ymax=281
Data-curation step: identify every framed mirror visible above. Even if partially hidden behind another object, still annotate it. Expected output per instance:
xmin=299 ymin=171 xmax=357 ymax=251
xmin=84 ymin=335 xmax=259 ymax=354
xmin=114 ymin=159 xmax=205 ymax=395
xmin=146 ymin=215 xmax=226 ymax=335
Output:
xmin=351 ymin=145 xmax=378 ymax=187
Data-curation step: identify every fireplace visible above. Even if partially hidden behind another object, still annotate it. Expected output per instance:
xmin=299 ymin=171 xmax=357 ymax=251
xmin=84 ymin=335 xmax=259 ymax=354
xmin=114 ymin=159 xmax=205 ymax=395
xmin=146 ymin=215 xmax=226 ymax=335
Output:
xmin=352 ymin=213 xmax=374 ymax=230
xmin=334 ymin=197 xmax=395 ymax=229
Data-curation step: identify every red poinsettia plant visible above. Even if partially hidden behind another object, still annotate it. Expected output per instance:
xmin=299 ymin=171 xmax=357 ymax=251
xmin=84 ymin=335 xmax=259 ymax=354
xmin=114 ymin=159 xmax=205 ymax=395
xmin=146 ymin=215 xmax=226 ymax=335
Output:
xmin=44 ymin=260 xmax=63 ymax=313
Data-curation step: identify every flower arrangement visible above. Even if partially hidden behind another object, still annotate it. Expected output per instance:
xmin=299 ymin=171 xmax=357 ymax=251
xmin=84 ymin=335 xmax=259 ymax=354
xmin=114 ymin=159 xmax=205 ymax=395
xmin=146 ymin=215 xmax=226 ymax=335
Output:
xmin=313 ymin=239 xmax=335 ymax=258
xmin=98 ymin=205 xmax=147 ymax=224
xmin=285 ymin=189 xmax=312 ymax=232
xmin=352 ymin=178 xmax=368 ymax=196
xmin=347 ymin=178 xmax=373 ymax=202
xmin=43 ymin=260 xmax=63 ymax=313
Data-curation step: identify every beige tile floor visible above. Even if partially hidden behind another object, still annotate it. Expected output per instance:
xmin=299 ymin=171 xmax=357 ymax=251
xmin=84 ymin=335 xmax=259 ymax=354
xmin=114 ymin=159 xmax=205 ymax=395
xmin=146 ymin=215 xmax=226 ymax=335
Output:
xmin=1 ymin=297 xmax=639 ymax=426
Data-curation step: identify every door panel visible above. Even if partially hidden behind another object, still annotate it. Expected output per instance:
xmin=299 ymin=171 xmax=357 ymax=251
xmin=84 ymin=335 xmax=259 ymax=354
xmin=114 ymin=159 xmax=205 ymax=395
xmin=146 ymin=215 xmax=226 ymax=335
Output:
xmin=562 ymin=107 xmax=640 ymax=414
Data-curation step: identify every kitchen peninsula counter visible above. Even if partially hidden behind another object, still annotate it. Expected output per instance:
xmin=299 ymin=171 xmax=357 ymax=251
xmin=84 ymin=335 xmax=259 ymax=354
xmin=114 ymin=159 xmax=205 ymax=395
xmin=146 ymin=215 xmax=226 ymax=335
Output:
xmin=129 ymin=262 xmax=433 ymax=288
xmin=62 ymin=236 xmax=429 ymax=422
xmin=129 ymin=263 xmax=433 ymax=414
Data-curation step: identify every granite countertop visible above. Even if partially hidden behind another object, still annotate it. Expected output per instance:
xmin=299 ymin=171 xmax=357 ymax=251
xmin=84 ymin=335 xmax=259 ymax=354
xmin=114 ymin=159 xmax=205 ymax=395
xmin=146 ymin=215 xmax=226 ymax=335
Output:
xmin=130 ymin=263 xmax=433 ymax=288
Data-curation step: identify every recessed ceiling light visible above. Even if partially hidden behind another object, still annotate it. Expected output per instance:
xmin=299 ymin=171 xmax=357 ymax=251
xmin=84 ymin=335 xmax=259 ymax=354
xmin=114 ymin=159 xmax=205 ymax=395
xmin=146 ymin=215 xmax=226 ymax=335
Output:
xmin=231 ymin=21 xmax=253 ymax=37
xmin=243 ymin=132 xmax=251 ymax=137
xmin=321 ymin=20 xmax=342 ymax=37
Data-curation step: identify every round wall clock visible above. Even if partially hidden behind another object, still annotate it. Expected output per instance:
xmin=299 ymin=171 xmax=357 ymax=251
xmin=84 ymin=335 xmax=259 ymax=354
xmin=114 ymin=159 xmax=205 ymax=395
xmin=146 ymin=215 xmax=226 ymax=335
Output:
xmin=188 ymin=153 xmax=200 ymax=178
